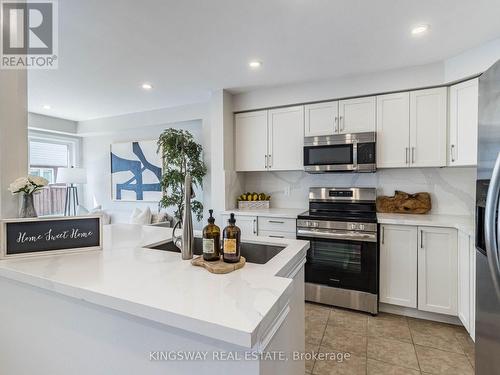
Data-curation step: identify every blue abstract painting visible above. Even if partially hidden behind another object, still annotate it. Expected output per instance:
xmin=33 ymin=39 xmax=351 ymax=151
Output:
xmin=110 ymin=141 xmax=162 ymax=201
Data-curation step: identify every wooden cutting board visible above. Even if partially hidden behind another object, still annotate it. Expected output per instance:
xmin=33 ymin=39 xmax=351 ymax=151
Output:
xmin=191 ymin=256 xmax=246 ymax=274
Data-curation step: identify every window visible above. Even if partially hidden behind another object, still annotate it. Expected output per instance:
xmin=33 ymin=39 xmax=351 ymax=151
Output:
xmin=28 ymin=135 xmax=80 ymax=216
xmin=29 ymin=140 xmax=70 ymax=183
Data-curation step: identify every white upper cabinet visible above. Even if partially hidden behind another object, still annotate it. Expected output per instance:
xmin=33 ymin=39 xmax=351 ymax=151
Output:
xmin=338 ymin=96 xmax=376 ymax=134
xmin=304 ymin=101 xmax=338 ymax=137
xmin=448 ymin=78 xmax=479 ymax=166
xmin=376 ymin=92 xmax=410 ymax=168
xmin=268 ymin=106 xmax=304 ymax=171
xmin=417 ymin=226 xmax=458 ymax=316
xmin=409 ymin=88 xmax=448 ymax=167
xmin=235 ymin=111 xmax=268 ymax=172
xmin=379 ymin=224 xmax=418 ymax=308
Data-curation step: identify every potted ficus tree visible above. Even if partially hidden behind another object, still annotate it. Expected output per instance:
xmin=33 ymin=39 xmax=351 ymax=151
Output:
xmin=157 ymin=129 xmax=207 ymax=222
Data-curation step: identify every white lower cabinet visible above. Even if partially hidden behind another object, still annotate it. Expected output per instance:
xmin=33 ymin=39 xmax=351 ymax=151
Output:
xmin=221 ymin=214 xmax=257 ymax=236
xmin=457 ymin=231 xmax=476 ymax=338
xmin=221 ymin=214 xmax=297 ymax=238
xmin=418 ymin=226 xmax=458 ymax=316
xmin=458 ymin=231 xmax=471 ymax=330
xmin=380 ymin=225 xmax=418 ymax=308
xmin=380 ymin=224 xmax=459 ymax=317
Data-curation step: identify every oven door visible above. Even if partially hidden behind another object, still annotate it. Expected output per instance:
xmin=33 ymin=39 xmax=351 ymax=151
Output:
xmin=297 ymin=228 xmax=378 ymax=294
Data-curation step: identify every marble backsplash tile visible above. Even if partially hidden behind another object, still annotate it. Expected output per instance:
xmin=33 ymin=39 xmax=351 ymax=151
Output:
xmin=239 ymin=167 xmax=476 ymax=216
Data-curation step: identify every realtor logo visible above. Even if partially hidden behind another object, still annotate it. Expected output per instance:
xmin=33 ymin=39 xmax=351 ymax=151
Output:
xmin=1 ymin=0 xmax=58 ymax=69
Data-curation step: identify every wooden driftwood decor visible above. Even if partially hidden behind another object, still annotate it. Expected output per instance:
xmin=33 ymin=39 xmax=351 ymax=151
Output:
xmin=376 ymin=191 xmax=432 ymax=214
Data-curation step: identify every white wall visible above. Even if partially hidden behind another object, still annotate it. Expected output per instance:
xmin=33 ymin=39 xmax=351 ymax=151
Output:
xmin=82 ymin=120 xmax=203 ymax=226
xmin=445 ymin=37 xmax=500 ymax=82
xmin=233 ymin=62 xmax=445 ymax=112
xmin=233 ymin=37 xmax=500 ymax=113
xmin=78 ymin=103 xmax=208 ymax=136
xmin=240 ymin=168 xmax=476 ymax=216
xmin=28 ymin=113 xmax=78 ymax=135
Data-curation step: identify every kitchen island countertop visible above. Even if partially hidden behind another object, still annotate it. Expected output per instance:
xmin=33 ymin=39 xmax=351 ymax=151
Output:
xmin=0 ymin=224 xmax=309 ymax=349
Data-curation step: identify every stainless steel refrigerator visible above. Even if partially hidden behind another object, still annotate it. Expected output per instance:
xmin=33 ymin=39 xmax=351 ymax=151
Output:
xmin=476 ymin=59 xmax=500 ymax=375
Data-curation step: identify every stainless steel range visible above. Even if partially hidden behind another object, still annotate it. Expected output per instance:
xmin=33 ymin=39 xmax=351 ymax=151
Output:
xmin=296 ymin=187 xmax=378 ymax=314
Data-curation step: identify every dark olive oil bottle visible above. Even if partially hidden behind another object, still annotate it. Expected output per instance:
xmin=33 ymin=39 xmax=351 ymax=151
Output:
xmin=222 ymin=213 xmax=241 ymax=263
xmin=202 ymin=209 xmax=221 ymax=261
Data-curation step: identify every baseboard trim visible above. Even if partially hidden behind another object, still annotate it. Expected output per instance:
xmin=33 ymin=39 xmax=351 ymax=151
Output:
xmin=379 ymin=303 xmax=463 ymax=326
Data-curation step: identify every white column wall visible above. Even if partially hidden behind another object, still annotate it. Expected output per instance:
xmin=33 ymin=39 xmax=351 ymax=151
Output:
xmin=0 ymin=70 xmax=28 ymax=218
xmin=208 ymin=89 xmax=244 ymax=220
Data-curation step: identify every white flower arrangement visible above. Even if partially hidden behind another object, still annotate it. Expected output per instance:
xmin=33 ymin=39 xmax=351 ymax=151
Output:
xmin=9 ymin=175 xmax=49 ymax=195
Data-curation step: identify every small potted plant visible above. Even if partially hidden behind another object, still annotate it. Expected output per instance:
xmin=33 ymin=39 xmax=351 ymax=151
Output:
xmin=8 ymin=176 xmax=49 ymax=218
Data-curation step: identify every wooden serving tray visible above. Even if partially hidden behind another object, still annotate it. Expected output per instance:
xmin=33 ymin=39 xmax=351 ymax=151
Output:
xmin=191 ymin=256 xmax=246 ymax=274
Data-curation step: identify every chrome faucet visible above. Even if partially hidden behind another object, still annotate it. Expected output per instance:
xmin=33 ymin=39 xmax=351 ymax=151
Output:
xmin=172 ymin=172 xmax=194 ymax=260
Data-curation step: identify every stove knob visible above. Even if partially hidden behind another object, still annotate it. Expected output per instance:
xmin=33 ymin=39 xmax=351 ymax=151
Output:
xmin=359 ymin=224 xmax=365 ymax=231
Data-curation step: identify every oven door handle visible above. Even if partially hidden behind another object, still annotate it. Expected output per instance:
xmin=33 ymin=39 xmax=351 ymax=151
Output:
xmin=297 ymin=228 xmax=377 ymax=242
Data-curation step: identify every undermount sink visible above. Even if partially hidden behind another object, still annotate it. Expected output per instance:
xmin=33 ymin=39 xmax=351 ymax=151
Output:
xmin=147 ymin=237 xmax=285 ymax=265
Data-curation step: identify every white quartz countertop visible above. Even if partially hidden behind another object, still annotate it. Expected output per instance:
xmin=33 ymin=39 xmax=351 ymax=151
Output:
xmin=377 ymin=213 xmax=475 ymax=236
xmin=221 ymin=208 xmax=306 ymax=219
xmin=0 ymin=224 xmax=309 ymax=348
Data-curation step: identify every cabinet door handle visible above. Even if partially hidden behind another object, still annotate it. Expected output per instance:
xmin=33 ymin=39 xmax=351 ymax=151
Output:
xmin=420 ymin=230 xmax=424 ymax=249
xmin=411 ymin=147 xmax=415 ymax=164
xmin=265 ymin=154 xmax=268 ymax=168
xmin=268 ymin=154 xmax=272 ymax=168
xmin=381 ymin=226 xmax=385 ymax=244
xmin=334 ymin=116 xmax=339 ymax=133
xmin=451 ymin=144 xmax=456 ymax=162
xmin=339 ymin=116 xmax=344 ymax=132
xmin=268 ymin=220 xmax=285 ymax=224
xmin=253 ymin=219 xmax=257 ymax=235
xmin=405 ymin=147 xmax=409 ymax=164
xmin=269 ymin=235 xmax=284 ymax=239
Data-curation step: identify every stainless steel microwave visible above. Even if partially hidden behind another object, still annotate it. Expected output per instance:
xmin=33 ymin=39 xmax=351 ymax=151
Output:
xmin=303 ymin=132 xmax=376 ymax=173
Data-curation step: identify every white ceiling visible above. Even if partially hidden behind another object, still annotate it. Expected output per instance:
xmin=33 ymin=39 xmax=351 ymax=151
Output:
xmin=28 ymin=0 xmax=500 ymax=121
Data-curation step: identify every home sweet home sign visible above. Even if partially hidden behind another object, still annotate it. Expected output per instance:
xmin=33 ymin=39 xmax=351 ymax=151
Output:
xmin=1 ymin=216 xmax=102 ymax=259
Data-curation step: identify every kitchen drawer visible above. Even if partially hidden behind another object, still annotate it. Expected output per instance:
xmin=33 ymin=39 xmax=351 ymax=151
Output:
xmin=258 ymin=230 xmax=296 ymax=239
xmin=258 ymin=217 xmax=297 ymax=233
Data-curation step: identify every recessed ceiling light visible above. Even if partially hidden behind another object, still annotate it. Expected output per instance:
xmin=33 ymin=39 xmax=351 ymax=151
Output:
xmin=141 ymin=83 xmax=153 ymax=90
xmin=411 ymin=24 xmax=429 ymax=36
xmin=248 ymin=60 xmax=262 ymax=69
xmin=43 ymin=105 xmax=51 ymax=110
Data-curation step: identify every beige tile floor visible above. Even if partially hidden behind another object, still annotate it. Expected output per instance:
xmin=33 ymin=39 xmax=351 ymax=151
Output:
xmin=305 ymin=302 xmax=475 ymax=375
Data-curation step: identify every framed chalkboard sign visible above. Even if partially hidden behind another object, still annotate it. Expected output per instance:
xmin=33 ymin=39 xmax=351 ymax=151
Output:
xmin=1 ymin=216 xmax=102 ymax=259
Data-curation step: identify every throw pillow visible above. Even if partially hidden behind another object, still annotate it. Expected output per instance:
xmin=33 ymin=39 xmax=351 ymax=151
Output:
xmin=129 ymin=207 xmax=152 ymax=225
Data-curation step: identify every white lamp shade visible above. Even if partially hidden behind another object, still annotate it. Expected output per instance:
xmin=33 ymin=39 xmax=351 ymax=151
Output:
xmin=57 ymin=167 xmax=87 ymax=184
